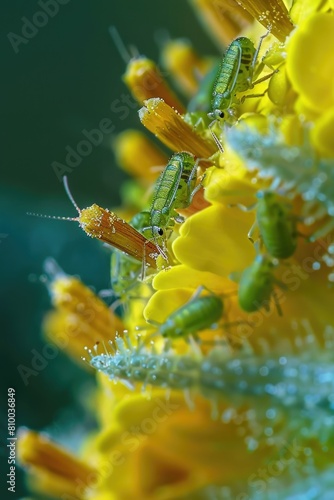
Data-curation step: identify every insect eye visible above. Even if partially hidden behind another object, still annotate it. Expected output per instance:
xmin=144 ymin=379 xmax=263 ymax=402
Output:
xmin=158 ymin=228 xmax=164 ymax=236
xmin=219 ymin=111 xmax=225 ymax=119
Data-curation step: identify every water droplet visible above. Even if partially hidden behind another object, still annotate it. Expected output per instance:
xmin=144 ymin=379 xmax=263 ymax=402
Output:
xmin=260 ymin=366 xmax=269 ymax=376
xmin=266 ymin=409 xmax=276 ymax=420
xmin=246 ymin=437 xmax=259 ymax=451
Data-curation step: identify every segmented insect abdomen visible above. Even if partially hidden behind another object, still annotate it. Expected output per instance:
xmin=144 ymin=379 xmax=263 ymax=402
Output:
xmin=161 ymin=295 xmax=223 ymax=338
xmin=110 ymin=251 xmax=140 ymax=295
xmin=260 ymin=219 xmax=297 ymax=259
xmin=172 ymin=152 xmax=197 ymax=209
xmin=233 ymin=37 xmax=255 ymax=93
xmin=212 ymin=37 xmax=255 ymax=112
xmin=150 ymin=161 xmax=180 ymax=227
xmin=238 ymin=257 xmax=274 ymax=312
xmin=257 ymin=196 xmax=297 ymax=259
xmin=216 ymin=42 xmax=240 ymax=93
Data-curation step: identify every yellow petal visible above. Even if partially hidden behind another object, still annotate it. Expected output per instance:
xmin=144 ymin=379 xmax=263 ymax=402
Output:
xmin=204 ymin=163 xmax=257 ymax=206
xmin=280 ymin=114 xmax=304 ymax=146
xmin=290 ymin=0 xmax=332 ymax=24
xmin=311 ymin=107 xmax=334 ymax=157
xmin=172 ymin=204 xmax=256 ymax=275
xmin=18 ymin=428 xmax=95 ymax=499
xmin=144 ymin=288 xmax=193 ymax=324
xmin=224 ymin=237 xmax=334 ymax=349
xmin=86 ymin=389 xmax=281 ymax=498
xmin=152 ymin=264 xmax=234 ymax=294
xmin=267 ymin=63 xmax=291 ymax=107
xmin=286 ymin=12 xmax=334 ymax=112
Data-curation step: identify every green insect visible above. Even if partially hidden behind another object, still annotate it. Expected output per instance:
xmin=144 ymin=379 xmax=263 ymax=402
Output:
xmin=233 ymin=190 xmax=298 ymax=259
xmin=110 ymin=210 xmax=152 ymax=300
xmin=238 ymin=254 xmax=282 ymax=314
xmin=255 ymin=190 xmax=298 ymax=259
xmin=183 ymin=111 xmax=212 ymax=136
xmin=110 ymin=251 xmax=141 ymax=297
xmin=209 ymin=35 xmax=272 ymax=121
xmin=155 ymin=286 xmax=224 ymax=339
xmin=149 ymin=152 xmax=202 ymax=240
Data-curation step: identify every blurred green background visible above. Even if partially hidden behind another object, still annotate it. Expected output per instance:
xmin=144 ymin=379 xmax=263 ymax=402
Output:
xmin=1 ymin=1 xmax=216 ymax=496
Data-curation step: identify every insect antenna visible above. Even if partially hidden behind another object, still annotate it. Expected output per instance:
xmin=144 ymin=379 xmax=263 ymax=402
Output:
xmin=109 ymin=26 xmax=139 ymax=64
xmin=63 ymin=175 xmax=81 ymax=215
xmin=153 ymin=28 xmax=170 ymax=49
xmin=27 ymin=176 xmax=81 ymax=222
xmin=26 ymin=212 xmax=78 ymax=222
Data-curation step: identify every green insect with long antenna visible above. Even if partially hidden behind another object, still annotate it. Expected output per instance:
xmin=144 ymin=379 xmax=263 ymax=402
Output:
xmin=148 ymin=151 xmax=203 ymax=241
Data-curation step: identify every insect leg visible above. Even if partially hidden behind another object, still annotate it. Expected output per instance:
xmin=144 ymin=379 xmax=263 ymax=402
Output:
xmin=248 ymin=220 xmax=259 ymax=243
xmin=272 ymin=289 xmax=283 ymax=317
xmin=250 ymin=30 xmax=271 ymax=78
xmin=188 ymin=285 xmax=207 ymax=301
xmin=173 ymin=212 xmax=185 ymax=223
xmin=187 ymin=335 xmax=203 ymax=357
xmin=309 ymin=218 xmax=334 ymax=242
xmin=209 ymin=121 xmax=225 ymax=153
xmin=240 ymin=89 xmax=269 ymax=104
xmin=252 ymin=69 xmax=278 ymax=87
xmin=228 ymin=202 xmax=257 ymax=212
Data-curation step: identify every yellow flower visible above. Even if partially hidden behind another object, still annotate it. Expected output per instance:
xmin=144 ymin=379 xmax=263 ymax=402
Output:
xmin=20 ymin=1 xmax=334 ymax=499
xmin=286 ymin=11 xmax=334 ymax=156
xmin=42 ymin=258 xmax=125 ymax=363
xmin=17 ymin=428 xmax=97 ymax=499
